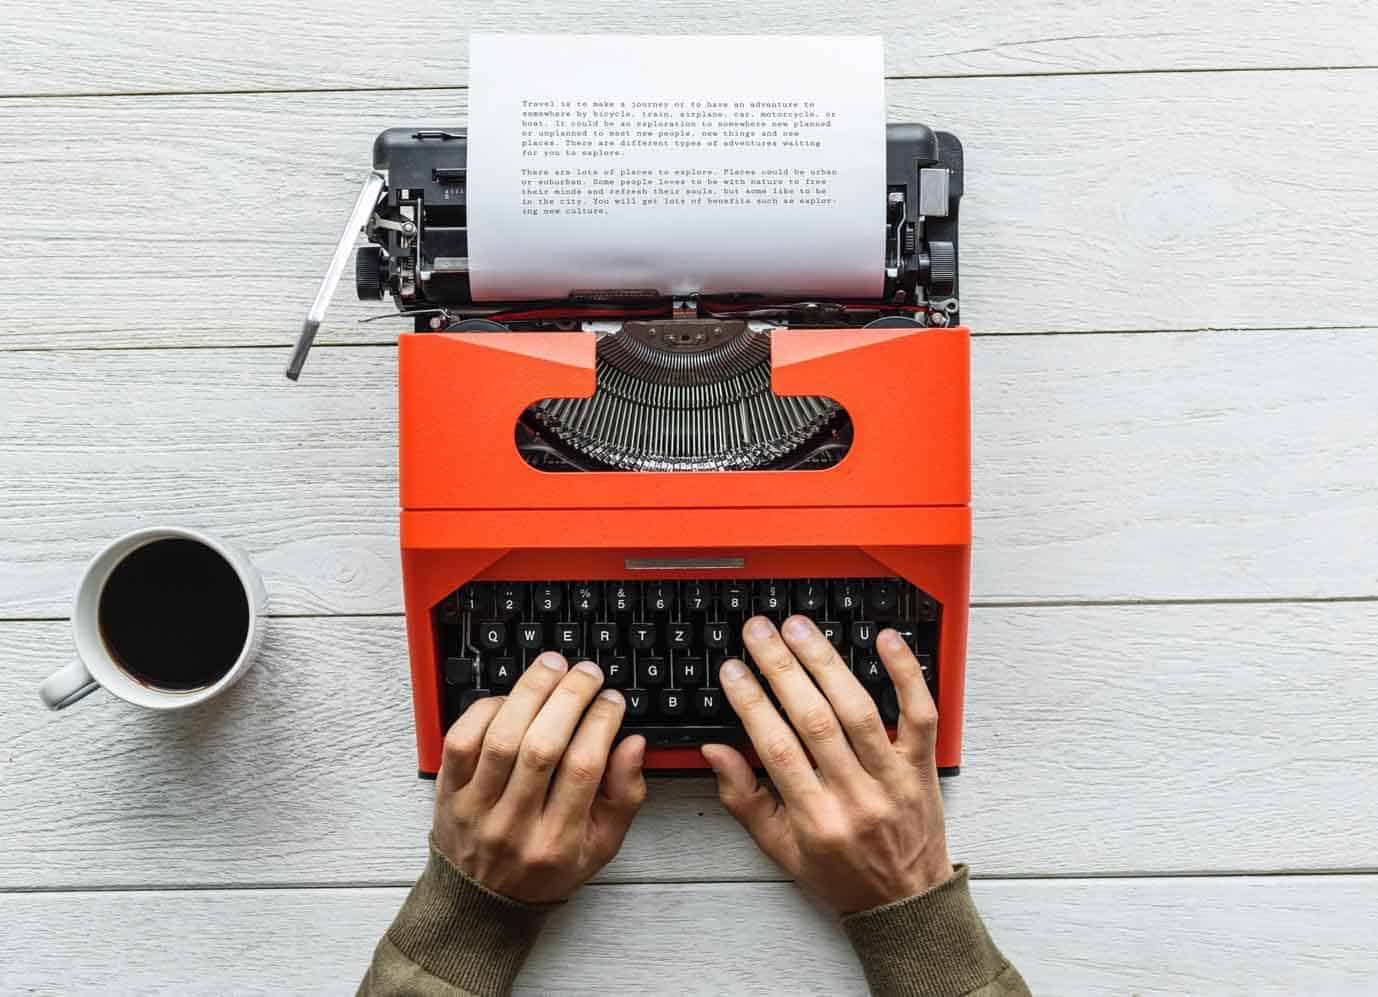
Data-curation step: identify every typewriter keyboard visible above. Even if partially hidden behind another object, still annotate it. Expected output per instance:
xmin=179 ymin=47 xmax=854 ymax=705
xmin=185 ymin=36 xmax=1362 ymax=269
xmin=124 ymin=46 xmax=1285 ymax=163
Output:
xmin=435 ymin=578 xmax=940 ymax=749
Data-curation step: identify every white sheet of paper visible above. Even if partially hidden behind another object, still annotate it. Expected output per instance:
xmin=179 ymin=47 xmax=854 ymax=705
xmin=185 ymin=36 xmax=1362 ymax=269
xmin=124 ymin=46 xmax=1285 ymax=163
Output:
xmin=466 ymin=34 xmax=885 ymax=302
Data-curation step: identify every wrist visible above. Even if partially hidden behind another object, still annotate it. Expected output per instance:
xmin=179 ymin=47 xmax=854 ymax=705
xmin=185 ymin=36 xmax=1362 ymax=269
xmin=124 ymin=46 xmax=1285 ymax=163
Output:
xmin=384 ymin=837 xmax=563 ymax=995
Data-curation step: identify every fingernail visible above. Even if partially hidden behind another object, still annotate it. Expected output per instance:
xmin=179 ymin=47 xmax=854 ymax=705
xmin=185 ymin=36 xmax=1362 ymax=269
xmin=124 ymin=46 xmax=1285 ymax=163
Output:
xmin=538 ymin=652 xmax=568 ymax=672
xmin=599 ymin=688 xmax=624 ymax=705
xmin=700 ymin=745 xmax=722 ymax=771
xmin=575 ymin=660 xmax=603 ymax=679
xmin=880 ymin=630 xmax=904 ymax=652
xmin=782 ymin=616 xmax=811 ymax=640
xmin=632 ymin=736 xmax=646 ymax=766
xmin=747 ymin=617 xmax=773 ymax=639
xmin=720 ymin=659 xmax=747 ymax=682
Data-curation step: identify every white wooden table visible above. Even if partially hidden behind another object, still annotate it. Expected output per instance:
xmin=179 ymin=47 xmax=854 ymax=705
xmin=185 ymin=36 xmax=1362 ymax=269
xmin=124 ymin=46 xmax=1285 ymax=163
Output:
xmin=3 ymin=6 xmax=1377 ymax=994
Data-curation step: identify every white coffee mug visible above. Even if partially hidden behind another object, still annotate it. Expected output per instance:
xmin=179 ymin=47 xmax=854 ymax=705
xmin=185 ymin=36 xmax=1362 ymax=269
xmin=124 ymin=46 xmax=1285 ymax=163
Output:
xmin=39 ymin=527 xmax=267 ymax=711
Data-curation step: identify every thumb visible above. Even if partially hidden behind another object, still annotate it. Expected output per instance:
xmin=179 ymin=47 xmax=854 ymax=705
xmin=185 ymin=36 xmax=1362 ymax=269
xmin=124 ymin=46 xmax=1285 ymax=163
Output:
xmin=701 ymin=744 xmax=797 ymax=870
xmin=591 ymin=735 xmax=648 ymax=856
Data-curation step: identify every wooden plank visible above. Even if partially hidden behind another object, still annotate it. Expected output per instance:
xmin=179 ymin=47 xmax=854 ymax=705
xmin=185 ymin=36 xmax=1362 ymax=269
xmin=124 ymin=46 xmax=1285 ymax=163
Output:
xmin=2 ymin=602 xmax=1375 ymax=889
xmin=3 ymin=330 xmax=1374 ymax=617
xmin=3 ymin=875 xmax=1376 ymax=995
xmin=2 ymin=2 xmax=1375 ymax=97
xmin=3 ymin=71 xmax=1378 ymax=349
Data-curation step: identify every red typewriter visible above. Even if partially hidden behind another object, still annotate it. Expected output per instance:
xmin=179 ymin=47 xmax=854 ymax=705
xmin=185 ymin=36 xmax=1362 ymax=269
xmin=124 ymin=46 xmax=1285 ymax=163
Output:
xmin=290 ymin=123 xmax=968 ymax=777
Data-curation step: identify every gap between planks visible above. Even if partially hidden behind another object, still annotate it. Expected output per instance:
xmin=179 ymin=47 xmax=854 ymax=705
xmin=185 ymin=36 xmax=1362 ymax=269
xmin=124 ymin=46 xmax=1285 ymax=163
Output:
xmin=2 ymin=324 xmax=1376 ymax=355
xmin=4 ymin=595 xmax=1378 ymax=625
xmin=6 ymin=868 xmax=1377 ymax=897
xmin=3 ymin=62 xmax=1378 ymax=102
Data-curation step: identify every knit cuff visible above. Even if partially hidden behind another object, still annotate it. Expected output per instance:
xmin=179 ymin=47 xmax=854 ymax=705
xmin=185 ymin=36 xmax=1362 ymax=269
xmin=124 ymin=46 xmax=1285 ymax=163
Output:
xmin=842 ymin=865 xmax=1011 ymax=997
xmin=384 ymin=838 xmax=561 ymax=997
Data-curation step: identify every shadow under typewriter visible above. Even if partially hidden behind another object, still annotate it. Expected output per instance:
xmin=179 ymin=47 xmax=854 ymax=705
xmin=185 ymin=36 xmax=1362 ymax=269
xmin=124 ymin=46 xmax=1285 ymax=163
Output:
xmin=517 ymin=319 xmax=852 ymax=473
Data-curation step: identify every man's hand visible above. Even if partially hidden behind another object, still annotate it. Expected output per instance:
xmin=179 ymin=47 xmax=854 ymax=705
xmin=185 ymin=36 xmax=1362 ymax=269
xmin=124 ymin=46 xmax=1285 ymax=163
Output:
xmin=433 ymin=653 xmax=647 ymax=903
xmin=703 ymin=616 xmax=953 ymax=915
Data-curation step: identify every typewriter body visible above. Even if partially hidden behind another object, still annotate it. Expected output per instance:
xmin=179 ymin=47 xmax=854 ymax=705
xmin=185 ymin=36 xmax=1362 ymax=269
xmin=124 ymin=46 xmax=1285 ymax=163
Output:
xmin=292 ymin=123 xmax=969 ymax=777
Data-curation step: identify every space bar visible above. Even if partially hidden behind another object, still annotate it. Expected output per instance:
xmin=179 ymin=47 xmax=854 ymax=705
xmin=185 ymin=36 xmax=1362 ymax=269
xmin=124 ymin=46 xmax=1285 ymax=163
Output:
xmin=617 ymin=724 xmax=747 ymax=748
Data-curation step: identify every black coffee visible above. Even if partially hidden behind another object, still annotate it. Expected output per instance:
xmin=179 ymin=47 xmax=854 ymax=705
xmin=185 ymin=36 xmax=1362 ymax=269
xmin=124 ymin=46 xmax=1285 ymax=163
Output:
xmin=98 ymin=538 xmax=250 ymax=691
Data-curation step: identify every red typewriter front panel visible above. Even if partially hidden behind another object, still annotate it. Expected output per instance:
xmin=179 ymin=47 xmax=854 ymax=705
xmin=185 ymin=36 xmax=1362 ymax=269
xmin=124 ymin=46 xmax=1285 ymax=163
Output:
xmin=398 ymin=327 xmax=971 ymax=777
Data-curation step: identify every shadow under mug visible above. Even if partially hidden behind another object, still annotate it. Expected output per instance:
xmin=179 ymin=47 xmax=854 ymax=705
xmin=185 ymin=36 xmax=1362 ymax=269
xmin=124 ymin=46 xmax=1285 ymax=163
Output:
xmin=39 ymin=527 xmax=268 ymax=711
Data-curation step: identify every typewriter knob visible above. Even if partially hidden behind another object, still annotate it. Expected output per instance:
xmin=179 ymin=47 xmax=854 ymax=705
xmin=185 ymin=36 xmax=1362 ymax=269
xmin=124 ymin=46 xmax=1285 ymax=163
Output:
xmin=926 ymin=241 xmax=956 ymax=295
xmin=355 ymin=245 xmax=387 ymax=300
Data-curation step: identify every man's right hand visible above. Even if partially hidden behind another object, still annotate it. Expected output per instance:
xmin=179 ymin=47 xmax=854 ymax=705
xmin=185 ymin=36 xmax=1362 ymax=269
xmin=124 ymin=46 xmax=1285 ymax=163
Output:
xmin=702 ymin=616 xmax=954 ymax=915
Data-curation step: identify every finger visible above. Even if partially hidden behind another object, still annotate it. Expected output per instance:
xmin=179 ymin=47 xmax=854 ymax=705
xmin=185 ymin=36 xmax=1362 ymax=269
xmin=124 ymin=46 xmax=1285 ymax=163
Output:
xmin=717 ymin=657 xmax=823 ymax=805
xmin=439 ymin=694 xmax=506 ymax=793
xmin=743 ymin=616 xmax=865 ymax=783
xmin=702 ymin=743 xmax=799 ymax=871
xmin=471 ymin=652 xmax=570 ymax=804
xmin=503 ymin=660 xmax=606 ymax=811
xmin=780 ymin=615 xmax=896 ymax=779
xmin=547 ymin=688 xmax=626 ymax=824
xmin=877 ymin=629 xmax=940 ymax=769
xmin=590 ymin=735 xmax=648 ymax=859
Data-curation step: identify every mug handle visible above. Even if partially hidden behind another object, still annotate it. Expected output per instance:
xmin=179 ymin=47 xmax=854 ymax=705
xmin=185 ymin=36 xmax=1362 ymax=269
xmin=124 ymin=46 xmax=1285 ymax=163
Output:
xmin=39 ymin=660 xmax=100 ymax=710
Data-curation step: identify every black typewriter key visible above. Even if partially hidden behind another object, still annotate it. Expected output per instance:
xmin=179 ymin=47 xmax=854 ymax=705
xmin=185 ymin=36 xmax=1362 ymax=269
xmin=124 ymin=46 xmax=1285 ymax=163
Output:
xmin=572 ymin=584 xmax=600 ymax=614
xmin=445 ymin=656 xmax=476 ymax=687
xmin=694 ymin=688 xmax=722 ymax=719
xmin=893 ymin=621 xmax=919 ymax=652
xmin=630 ymin=622 xmax=656 ymax=649
xmin=458 ymin=583 xmax=490 ymax=614
xmin=683 ymin=582 xmax=710 ymax=613
xmin=832 ymin=581 xmax=863 ymax=614
xmin=479 ymin=621 xmax=507 ymax=649
xmin=625 ymin=690 xmax=650 ymax=720
xmin=917 ymin=653 xmax=934 ymax=684
xmin=880 ymin=686 xmax=901 ymax=726
xmin=516 ymin=621 xmax=543 ymax=650
xmin=675 ymin=656 xmax=705 ymax=687
xmin=457 ymin=689 xmax=491 ymax=716
xmin=667 ymin=623 xmax=693 ymax=650
xmin=491 ymin=657 xmax=518 ymax=691
xmin=640 ymin=657 xmax=667 ymax=687
xmin=555 ymin=623 xmax=581 ymax=651
xmin=604 ymin=656 xmax=631 ymax=688
xmin=438 ymin=595 xmax=461 ymax=625
xmin=867 ymin=580 xmax=899 ymax=613
xmin=533 ymin=583 xmax=563 ymax=614
xmin=850 ymin=620 xmax=877 ymax=650
xmin=794 ymin=580 xmax=826 ymax=613
xmin=858 ymin=656 xmax=886 ymax=686
xmin=592 ymin=623 xmax=618 ymax=650
xmin=646 ymin=582 xmax=673 ymax=613
xmin=704 ymin=621 xmax=729 ymax=649
xmin=754 ymin=580 xmax=786 ymax=615
xmin=722 ymin=583 xmax=748 ymax=613
xmin=659 ymin=689 xmax=687 ymax=719
xmin=916 ymin=595 xmax=939 ymax=622
xmin=818 ymin=621 xmax=844 ymax=649
xmin=608 ymin=581 xmax=637 ymax=614
xmin=454 ymin=583 xmax=482 ymax=614
xmin=495 ymin=584 xmax=524 ymax=618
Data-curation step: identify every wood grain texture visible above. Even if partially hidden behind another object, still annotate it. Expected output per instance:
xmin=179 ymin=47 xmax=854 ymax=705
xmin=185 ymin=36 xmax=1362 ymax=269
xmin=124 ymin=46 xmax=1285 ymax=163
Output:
xmin=3 ymin=602 xmax=1375 ymax=890
xmin=4 ymin=875 xmax=1377 ymax=996
xmin=3 ymin=329 xmax=1374 ymax=617
xmin=4 ymin=71 xmax=1378 ymax=349
xmin=2 ymin=1 xmax=1375 ymax=97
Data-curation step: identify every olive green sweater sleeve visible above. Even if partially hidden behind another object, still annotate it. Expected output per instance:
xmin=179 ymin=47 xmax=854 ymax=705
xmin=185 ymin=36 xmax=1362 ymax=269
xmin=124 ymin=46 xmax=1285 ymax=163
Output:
xmin=361 ymin=852 xmax=1026 ymax=996
xmin=357 ymin=841 xmax=559 ymax=997
xmin=843 ymin=865 xmax=1030 ymax=997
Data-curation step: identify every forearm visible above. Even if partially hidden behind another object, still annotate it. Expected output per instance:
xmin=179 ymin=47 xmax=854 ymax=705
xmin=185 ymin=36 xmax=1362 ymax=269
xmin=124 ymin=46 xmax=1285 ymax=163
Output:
xmin=843 ymin=865 xmax=1030 ymax=997
xmin=358 ymin=839 xmax=560 ymax=997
